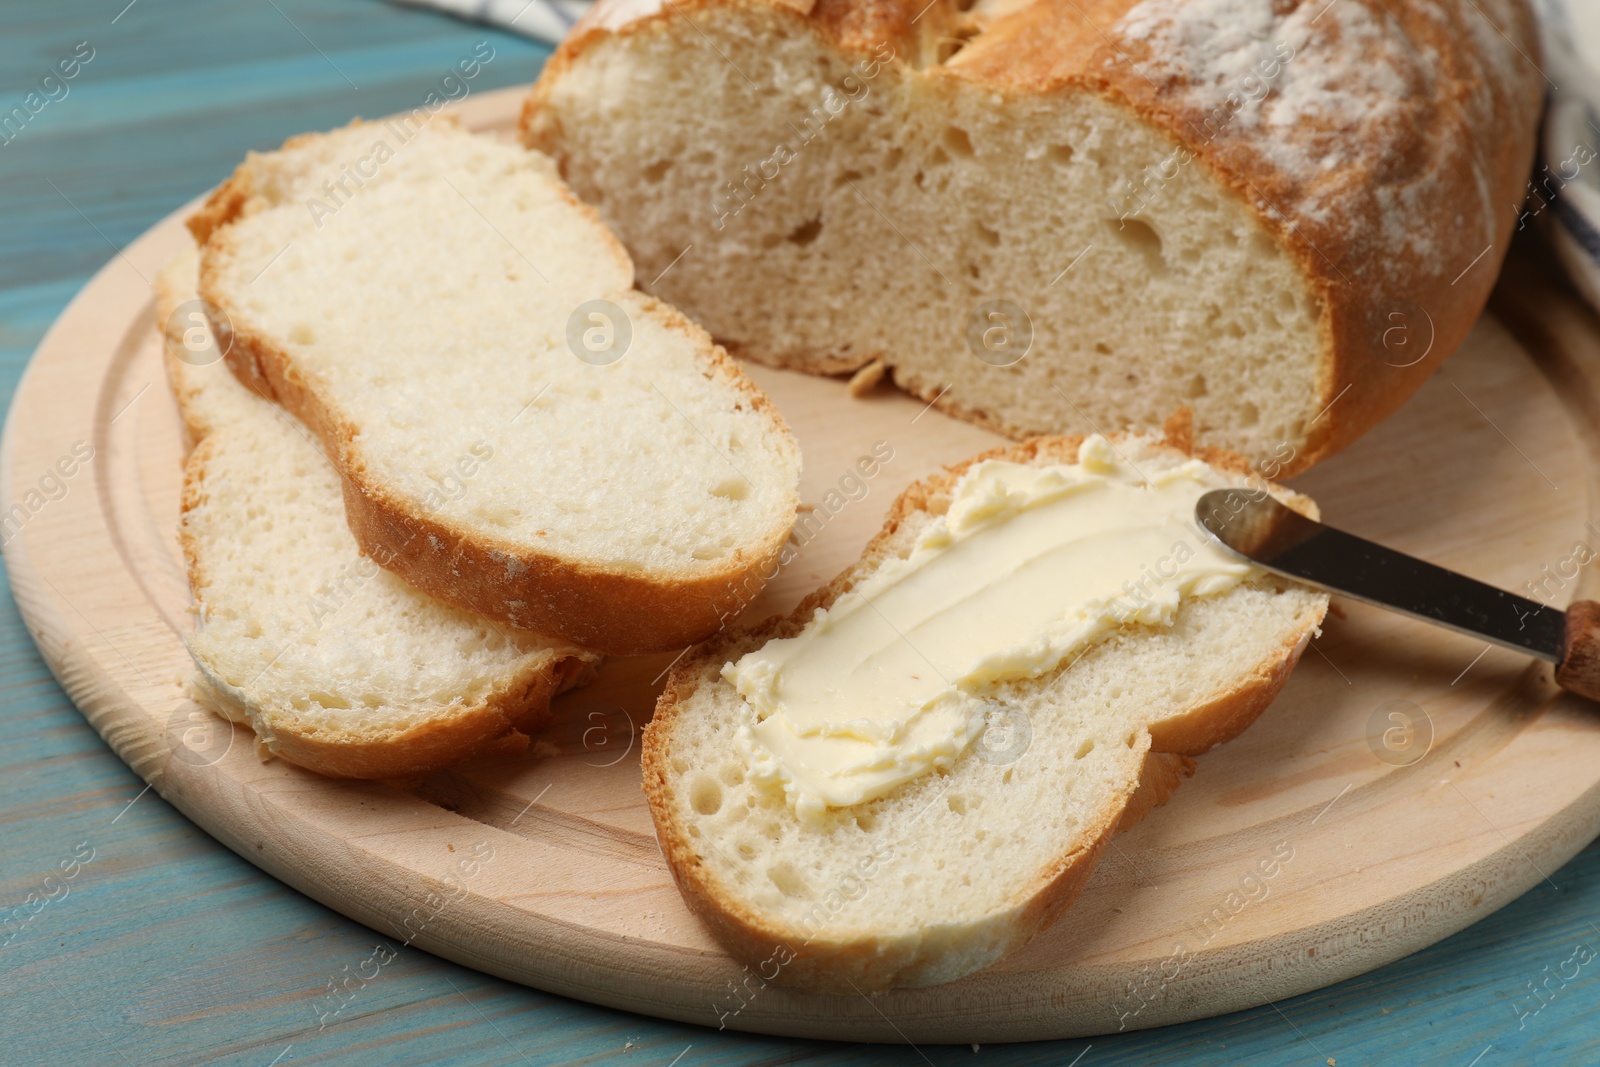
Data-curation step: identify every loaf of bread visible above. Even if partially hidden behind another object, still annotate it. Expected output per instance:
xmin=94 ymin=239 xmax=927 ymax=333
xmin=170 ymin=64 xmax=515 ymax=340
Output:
xmin=524 ymin=0 xmax=1541 ymax=476
xmin=643 ymin=433 xmax=1328 ymax=990
xmin=158 ymin=251 xmax=600 ymax=779
xmin=190 ymin=120 xmax=802 ymax=655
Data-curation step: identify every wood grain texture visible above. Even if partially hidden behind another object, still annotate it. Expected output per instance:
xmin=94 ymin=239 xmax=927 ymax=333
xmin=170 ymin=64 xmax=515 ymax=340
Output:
xmin=2 ymin=2 xmax=1600 ymax=1064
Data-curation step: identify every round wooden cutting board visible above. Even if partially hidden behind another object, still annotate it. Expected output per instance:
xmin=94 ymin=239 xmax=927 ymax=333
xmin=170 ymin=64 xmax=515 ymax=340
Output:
xmin=8 ymin=87 xmax=1600 ymax=1043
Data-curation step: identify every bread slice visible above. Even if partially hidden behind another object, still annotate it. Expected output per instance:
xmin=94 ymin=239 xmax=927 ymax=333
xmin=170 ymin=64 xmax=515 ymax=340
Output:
xmin=642 ymin=433 xmax=1328 ymax=991
xmin=190 ymin=119 xmax=802 ymax=655
xmin=157 ymin=250 xmax=600 ymax=779
xmin=523 ymin=0 xmax=1541 ymax=476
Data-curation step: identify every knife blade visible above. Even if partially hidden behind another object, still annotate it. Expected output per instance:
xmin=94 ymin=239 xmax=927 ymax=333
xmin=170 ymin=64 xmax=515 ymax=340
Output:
xmin=1193 ymin=488 xmax=1565 ymax=664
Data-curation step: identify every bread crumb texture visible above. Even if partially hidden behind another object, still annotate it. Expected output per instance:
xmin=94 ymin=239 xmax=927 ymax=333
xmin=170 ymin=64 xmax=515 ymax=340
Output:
xmin=527 ymin=0 xmax=1540 ymax=474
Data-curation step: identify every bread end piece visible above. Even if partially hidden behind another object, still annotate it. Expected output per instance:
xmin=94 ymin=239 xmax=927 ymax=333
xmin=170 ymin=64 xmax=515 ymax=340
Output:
xmin=158 ymin=249 xmax=602 ymax=780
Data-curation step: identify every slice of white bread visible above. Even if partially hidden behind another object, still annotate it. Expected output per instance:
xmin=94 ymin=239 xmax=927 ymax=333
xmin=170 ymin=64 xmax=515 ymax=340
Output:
xmin=157 ymin=251 xmax=600 ymax=779
xmin=643 ymin=433 xmax=1328 ymax=990
xmin=523 ymin=0 xmax=1542 ymax=476
xmin=189 ymin=119 xmax=802 ymax=655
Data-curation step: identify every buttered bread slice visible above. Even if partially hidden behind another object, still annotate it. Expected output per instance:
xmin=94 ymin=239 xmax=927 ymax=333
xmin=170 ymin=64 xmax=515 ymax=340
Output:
xmin=159 ymin=250 xmax=599 ymax=779
xmin=190 ymin=120 xmax=802 ymax=655
xmin=644 ymin=433 xmax=1328 ymax=990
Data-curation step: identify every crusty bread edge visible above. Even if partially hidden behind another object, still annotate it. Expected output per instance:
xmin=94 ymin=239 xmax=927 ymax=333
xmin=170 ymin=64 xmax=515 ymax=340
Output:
xmin=641 ymin=432 xmax=1327 ymax=991
xmin=190 ymin=125 xmax=803 ymax=656
xmin=174 ymin=409 xmax=602 ymax=780
xmin=158 ymin=249 xmax=604 ymax=780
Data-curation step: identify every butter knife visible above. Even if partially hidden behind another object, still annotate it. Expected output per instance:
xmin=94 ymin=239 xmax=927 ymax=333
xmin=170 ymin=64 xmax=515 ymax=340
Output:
xmin=1194 ymin=488 xmax=1600 ymax=701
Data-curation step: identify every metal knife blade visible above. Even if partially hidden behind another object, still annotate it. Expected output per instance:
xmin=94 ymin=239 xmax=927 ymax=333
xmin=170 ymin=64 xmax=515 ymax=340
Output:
xmin=1194 ymin=488 xmax=1565 ymax=664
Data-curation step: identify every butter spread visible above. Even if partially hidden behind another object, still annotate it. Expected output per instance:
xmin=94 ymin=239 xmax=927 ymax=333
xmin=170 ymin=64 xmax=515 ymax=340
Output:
xmin=725 ymin=435 xmax=1262 ymax=823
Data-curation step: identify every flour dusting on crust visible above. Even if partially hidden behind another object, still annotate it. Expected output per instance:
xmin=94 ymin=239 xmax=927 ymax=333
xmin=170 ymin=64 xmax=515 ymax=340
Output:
xmin=1110 ymin=0 xmax=1533 ymax=271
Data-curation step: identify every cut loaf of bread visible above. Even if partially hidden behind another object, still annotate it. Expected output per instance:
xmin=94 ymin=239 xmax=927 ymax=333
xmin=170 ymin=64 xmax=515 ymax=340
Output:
xmin=524 ymin=0 xmax=1542 ymax=476
xmin=643 ymin=433 xmax=1328 ymax=991
xmin=158 ymin=250 xmax=600 ymax=779
xmin=191 ymin=119 xmax=802 ymax=655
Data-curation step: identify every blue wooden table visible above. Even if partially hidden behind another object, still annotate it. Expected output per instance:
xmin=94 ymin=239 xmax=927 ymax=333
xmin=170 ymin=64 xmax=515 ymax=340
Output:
xmin=1 ymin=2 xmax=1595 ymax=1063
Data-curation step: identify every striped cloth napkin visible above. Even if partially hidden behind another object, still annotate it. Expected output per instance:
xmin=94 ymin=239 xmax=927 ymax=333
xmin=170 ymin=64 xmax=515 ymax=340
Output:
xmin=1527 ymin=0 xmax=1600 ymax=316
xmin=390 ymin=0 xmax=591 ymax=45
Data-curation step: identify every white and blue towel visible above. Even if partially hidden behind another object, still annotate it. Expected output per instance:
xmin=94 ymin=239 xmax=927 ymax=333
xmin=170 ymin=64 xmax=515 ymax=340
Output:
xmin=1533 ymin=0 xmax=1600 ymax=314
xmin=391 ymin=0 xmax=592 ymax=45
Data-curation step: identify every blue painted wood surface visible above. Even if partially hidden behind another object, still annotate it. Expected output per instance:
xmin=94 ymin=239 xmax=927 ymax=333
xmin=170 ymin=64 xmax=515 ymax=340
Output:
xmin=0 ymin=1 xmax=1594 ymax=1063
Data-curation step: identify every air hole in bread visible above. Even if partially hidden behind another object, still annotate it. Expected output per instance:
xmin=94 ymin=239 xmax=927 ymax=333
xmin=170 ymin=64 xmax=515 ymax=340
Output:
xmin=943 ymin=126 xmax=975 ymax=158
xmin=711 ymin=478 xmax=749 ymax=500
xmin=1238 ymin=401 xmax=1260 ymax=427
xmin=690 ymin=774 xmax=723 ymax=815
xmin=976 ymin=222 xmax=1000 ymax=247
xmin=1125 ymin=732 xmax=1139 ymax=748
xmin=1186 ymin=374 xmax=1208 ymax=399
xmin=1048 ymin=144 xmax=1075 ymax=165
xmin=948 ymin=795 xmax=968 ymax=815
xmin=642 ymin=159 xmax=672 ymax=183
xmin=928 ymin=146 xmax=950 ymax=168
xmin=1075 ymin=739 xmax=1095 ymax=759
xmin=289 ymin=322 xmax=315 ymax=345
xmin=1094 ymin=342 xmax=1112 ymax=356
xmin=1105 ymin=217 xmax=1166 ymax=275
xmin=787 ymin=216 xmax=823 ymax=246
xmin=767 ymin=862 xmax=809 ymax=898
xmin=884 ymin=147 xmax=904 ymax=169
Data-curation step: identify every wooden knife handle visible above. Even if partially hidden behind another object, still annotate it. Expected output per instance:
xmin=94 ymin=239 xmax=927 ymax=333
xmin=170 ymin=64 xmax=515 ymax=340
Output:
xmin=1558 ymin=600 xmax=1600 ymax=701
